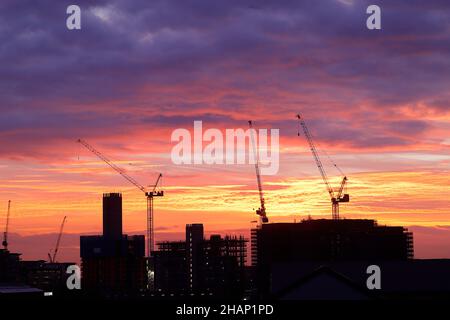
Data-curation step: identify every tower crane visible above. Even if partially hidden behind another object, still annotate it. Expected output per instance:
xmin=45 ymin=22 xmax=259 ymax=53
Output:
xmin=2 ymin=200 xmax=11 ymax=250
xmin=77 ymin=139 xmax=163 ymax=256
xmin=248 ymin=121 xmax=268 ymax=224
xmin=48 ymin=216 xmax=67 ymax=263
xmin=296 ymin=114 xmax=349 ymax=219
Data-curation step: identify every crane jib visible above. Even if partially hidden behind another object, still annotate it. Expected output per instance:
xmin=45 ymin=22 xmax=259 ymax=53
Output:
xmin=296 ymin=114 xmax=349 ymax=219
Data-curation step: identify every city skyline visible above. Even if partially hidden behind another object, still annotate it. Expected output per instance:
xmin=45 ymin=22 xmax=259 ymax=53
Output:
xmin=1 ymin=0 xmax=450 ymax=263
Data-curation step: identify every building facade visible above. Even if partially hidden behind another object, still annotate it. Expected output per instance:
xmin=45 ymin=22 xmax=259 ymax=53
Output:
xmin=80 ymin=193 xmax=146 ymax=295
xmin=153 ymin=224 xmax=247 ymax=298
xmin=252 ymin=219 xmax=414 ymax=297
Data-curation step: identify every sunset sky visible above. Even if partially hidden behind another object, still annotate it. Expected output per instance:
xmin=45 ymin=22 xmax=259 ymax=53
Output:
xmin=1 ymin=0 xmax=449 ymax=262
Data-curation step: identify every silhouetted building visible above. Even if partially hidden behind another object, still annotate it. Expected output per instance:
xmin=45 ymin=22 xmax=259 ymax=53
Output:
xmin=252 ymin=219 xmax=414 ymax=297
xmin=0 ymin=249 xmax=21 ymax=284
xmin=80 ymin=235 xmax=146 ymax=294
xmin=186 ymin=223 xmax=203 ymax=291
xmin=153 ymin=224 xmax=247 ymax=297
xmin=103 ymin=193 xmax=122 ymax=239
xmin=153 ymin=241 xmax=187 ymax=292
xmin=80 ymin=193 xmax=146 ymax=295
xmin=253 ymin=219 xmax=413 ymax=265
xmin=0 ymin=250 xmax=47 ymax=298
xmin=20 ymin=260 xmax=74 ymax=294
xmin=202 ymin=234 xmax=247 ymax=297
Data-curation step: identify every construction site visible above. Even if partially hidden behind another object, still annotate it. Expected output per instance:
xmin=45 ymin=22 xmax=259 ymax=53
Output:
xmin=0 ymin=114 xmax=448 ymax=300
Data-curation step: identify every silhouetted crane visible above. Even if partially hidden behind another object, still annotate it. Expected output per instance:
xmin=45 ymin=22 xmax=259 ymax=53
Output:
xmin=296 ymin=114 xmax=349 ymax=219
xmin=2 ymin=200 xmax=11 ymax=250
xmin=248 ymin=121 xmax=268 ymax=224
xmin=48 ymin=216 xmax=67 ymax=263
xmin=77 ymin=139 xmax=163 ymax=256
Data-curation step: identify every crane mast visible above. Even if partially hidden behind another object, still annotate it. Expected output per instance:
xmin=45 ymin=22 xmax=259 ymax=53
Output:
xmin=77 ymin=139 xmax=163 ymax=256
xmin=248 ymin=121 xmax=268 ymax=224
xmin=2 ymin=200 xmax=11 ymax=250
xmin=146 ymin=173 xmax=164 ymax=255
xmin=296 ymin=114 xmax=349 ymax=219
xmin=49 ymin=216 xmax=67 ymax=263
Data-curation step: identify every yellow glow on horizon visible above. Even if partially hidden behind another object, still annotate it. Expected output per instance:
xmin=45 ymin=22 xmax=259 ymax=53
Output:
xmin=1 ymin=169 xmax=449 ymax=237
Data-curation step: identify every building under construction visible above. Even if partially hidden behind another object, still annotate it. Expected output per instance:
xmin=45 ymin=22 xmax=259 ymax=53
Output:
xmin=0 ymin=249 xmax=21 ymax=284
xmin=252 ymin=219 xmax=413 ymax=265
xmin=252 ymin=218 xmax=414 ymax=297
xmin=153 ymin=224 xmax=247 ymax=297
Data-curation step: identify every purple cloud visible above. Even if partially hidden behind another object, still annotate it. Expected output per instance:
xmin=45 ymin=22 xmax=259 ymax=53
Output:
xmin=0 ymin=0 xmax=448 ymax=158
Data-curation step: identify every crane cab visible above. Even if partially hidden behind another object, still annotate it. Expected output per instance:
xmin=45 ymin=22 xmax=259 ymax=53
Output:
xmin=146 ymin=191 xmax=164 ymax=197
xmin=256 ymin=208 xmax=269 ymax=223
